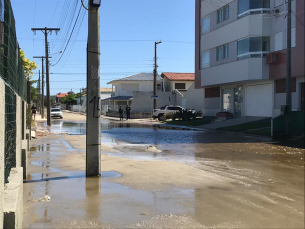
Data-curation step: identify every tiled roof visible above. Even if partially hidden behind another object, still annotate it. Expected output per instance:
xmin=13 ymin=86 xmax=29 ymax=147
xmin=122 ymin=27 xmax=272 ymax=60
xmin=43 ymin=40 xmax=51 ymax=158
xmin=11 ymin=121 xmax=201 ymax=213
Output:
xmin=102 ymin=96 xmax=133 ymax=101
xmin=56 ymin=93 xmax=69 ymax=98
xmin=161 ymin=72 xmax=195 ymax=81
xmin=100 ymin=87 xmax=113 ymax=93
xmin=107 ymin=73 xmax=162 ymax=84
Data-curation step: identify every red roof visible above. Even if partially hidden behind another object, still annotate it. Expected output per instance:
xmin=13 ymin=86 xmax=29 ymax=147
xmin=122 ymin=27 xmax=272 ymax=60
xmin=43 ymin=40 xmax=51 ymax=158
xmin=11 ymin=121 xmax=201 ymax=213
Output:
xmin=161 ymin=72 xmax=195 ymax=81
xmin=56 ymin=93 xmax=69 ymax=98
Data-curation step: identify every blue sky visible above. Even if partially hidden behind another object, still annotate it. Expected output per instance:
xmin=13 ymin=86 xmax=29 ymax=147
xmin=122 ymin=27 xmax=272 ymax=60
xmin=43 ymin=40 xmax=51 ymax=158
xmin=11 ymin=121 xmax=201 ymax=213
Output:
xmin=11 ymin=0 xmax=195 ymax=95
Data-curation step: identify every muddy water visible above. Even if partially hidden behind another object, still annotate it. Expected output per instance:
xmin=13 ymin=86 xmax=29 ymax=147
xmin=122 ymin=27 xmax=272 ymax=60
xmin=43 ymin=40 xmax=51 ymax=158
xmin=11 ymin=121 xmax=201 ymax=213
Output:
xmin=25 ymin=120 xmax=305 ymax=228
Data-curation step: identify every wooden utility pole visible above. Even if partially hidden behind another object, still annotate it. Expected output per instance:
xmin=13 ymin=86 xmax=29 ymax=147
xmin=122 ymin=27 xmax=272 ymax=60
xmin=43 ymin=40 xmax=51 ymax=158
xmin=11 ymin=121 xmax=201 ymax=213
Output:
xmin=286 ymin=0 xmax=292 ymax=138
xmin=154 ymin=40 xmax=162 ymax=110
xmin=33 ymin=56 xmax=51 ymax=119
xmin=31 ymin=28 xmax=60 ymax=126
xmin=86 ymin=3 xmax=101 ymax=176
xmin=37 ymin=71 xmax=40 ymax=114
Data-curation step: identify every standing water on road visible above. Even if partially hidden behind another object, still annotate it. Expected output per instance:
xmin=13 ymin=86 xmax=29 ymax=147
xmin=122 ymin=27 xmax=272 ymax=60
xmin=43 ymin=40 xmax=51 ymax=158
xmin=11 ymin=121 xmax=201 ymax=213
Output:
xmin=35 ymin=120 xmax=305 ymax=228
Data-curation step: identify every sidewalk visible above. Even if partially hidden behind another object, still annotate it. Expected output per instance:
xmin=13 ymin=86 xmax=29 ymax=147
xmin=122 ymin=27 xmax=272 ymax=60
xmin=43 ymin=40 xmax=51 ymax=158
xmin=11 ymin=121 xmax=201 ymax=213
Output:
xmin=197 ymin=116 xmax=268 ymax=129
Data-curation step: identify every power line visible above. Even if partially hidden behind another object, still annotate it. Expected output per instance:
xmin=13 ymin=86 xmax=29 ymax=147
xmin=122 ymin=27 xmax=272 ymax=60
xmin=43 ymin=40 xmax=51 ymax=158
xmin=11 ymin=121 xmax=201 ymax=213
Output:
xmin=48 ymin=0 xmax=60 ymax=26
xmin=51 ymin=4 xmax=83 ymax=66
xmin=292 ymin=10 xmax=305 ymax=27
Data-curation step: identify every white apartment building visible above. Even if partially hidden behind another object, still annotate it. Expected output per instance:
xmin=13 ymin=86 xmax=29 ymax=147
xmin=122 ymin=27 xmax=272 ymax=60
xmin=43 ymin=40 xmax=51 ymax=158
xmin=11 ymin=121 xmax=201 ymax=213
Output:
xmin=195 ymin=0 xmax=305 ymax=117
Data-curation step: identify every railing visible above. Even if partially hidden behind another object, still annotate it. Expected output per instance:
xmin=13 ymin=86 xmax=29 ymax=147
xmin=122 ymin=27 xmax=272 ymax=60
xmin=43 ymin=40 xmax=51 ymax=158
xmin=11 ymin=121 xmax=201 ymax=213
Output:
xmin=238 ymin=8 xmax=271 ymax=18
xmin=237 ymin=51 xmax=270 ymax=60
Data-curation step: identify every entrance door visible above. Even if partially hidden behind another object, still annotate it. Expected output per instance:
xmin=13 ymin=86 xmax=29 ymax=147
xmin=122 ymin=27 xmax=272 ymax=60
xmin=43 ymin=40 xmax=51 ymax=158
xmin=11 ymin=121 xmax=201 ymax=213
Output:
xmin=301 ymin=83 xmax=305 ymax=111
xmin=234 ymin=86 xmax=243 ymax=117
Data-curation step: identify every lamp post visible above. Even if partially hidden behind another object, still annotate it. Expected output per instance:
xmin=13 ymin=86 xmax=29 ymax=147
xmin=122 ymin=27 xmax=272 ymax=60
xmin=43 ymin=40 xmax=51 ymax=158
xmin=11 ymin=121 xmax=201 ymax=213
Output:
xmin=154 ymin=40 xmax=162 ymax=110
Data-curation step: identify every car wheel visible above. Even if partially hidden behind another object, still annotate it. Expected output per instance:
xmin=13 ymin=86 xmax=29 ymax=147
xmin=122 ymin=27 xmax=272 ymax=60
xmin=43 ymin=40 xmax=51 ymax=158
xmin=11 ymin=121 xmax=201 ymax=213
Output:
xmin=158 ymin=114 xmax=165 ymax=121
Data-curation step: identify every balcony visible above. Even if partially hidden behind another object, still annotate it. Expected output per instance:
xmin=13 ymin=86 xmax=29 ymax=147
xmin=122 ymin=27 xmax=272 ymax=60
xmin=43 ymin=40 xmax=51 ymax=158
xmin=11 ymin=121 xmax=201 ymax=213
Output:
xmin=238 ymin=0 xmax=271 ymax=18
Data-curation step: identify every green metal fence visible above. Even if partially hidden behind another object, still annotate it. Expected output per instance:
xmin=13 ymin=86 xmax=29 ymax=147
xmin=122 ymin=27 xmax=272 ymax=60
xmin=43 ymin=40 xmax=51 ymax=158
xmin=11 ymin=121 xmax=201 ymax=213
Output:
xmin=4 ymin=85 xmax=16 ymax=183
xmin=0 ymin=0 xmax=27 ymax=183
xmin=273 ymin=111 xmax=305 ymax=140
xmin=0 ymin=0 xmax=27 ymax=100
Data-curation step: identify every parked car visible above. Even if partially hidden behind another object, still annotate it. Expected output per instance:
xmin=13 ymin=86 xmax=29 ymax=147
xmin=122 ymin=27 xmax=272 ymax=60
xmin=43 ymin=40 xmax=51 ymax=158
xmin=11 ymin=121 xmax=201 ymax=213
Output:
xmin=51 ymin=108 xmax=63 ymax=119
xmin=153 ymin=105 xmax=184 ymax=121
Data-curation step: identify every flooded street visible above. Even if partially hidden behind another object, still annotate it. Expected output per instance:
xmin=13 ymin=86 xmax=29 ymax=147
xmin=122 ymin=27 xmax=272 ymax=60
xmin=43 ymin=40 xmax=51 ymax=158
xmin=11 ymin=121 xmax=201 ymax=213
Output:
xmin=23 ymin=119 xmax=305 ymax=228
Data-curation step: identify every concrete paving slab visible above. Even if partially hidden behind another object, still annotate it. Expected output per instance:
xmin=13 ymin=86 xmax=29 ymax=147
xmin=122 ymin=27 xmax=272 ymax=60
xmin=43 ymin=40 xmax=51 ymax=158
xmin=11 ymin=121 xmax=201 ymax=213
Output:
xmin=198 ymin=117 xmax=269 ymax=129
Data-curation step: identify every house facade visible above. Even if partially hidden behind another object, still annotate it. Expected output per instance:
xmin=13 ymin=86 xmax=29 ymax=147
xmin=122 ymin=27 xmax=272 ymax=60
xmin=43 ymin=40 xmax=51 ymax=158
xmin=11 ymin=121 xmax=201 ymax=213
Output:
xmin=195 ymin=0 xmax=305 ymax=117
xmin=103 ymin=73 xmax=162 ymax=113
xmin=161 ymin=72 xmax=195 ymax=93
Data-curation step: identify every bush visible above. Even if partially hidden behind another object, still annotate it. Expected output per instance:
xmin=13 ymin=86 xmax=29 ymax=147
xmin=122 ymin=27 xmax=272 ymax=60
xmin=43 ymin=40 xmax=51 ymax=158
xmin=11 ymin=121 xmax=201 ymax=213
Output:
xmin=164 ymin=112 xmax=174 ymax=120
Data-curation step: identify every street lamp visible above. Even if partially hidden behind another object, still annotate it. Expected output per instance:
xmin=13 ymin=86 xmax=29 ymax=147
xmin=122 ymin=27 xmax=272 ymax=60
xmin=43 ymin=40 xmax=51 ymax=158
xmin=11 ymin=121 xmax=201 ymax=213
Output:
xmin=90 ymin=0 xmax=101 ymax=7
xmin=154 ymin=40 xmax=162 ymax=110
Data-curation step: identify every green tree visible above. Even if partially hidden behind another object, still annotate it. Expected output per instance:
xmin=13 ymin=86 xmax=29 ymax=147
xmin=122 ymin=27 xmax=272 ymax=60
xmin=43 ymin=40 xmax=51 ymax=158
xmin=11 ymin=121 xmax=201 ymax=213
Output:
xmin=60 ymin=94 xmax=76 ymax=105
xmin=75 ymin=92 xmax=85 ymax=99
xmin=20 ymin=49 xmax=37 ymax=80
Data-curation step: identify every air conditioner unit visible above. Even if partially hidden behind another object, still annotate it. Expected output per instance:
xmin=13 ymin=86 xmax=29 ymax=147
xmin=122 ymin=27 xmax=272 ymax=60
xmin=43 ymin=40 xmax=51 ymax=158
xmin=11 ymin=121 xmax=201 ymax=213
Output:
xmin=266 ymin=53 xmax=279 ymax=64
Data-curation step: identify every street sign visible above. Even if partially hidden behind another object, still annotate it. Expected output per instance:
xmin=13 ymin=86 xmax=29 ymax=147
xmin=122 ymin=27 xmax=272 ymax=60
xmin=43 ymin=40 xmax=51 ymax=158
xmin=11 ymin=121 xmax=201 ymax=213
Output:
xmin=151 ymin=95 xmax=158 ymax=99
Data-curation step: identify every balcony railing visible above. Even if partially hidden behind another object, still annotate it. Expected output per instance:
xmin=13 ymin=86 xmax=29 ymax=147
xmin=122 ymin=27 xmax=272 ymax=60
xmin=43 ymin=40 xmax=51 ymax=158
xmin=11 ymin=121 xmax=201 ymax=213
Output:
xmin=238 ymin=8 xmax=271 ymax=18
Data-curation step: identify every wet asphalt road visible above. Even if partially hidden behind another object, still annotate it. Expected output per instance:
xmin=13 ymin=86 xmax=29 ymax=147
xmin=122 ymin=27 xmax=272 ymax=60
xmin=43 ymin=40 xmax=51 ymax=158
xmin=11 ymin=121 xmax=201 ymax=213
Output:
xmin=23 ymin=120 xmax=305 ymax=228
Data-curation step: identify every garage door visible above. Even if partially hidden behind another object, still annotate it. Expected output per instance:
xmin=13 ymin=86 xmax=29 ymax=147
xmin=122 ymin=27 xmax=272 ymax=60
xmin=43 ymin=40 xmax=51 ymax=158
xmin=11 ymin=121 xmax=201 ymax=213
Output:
xmin=246 ymin=84 xmax=272 ymax=117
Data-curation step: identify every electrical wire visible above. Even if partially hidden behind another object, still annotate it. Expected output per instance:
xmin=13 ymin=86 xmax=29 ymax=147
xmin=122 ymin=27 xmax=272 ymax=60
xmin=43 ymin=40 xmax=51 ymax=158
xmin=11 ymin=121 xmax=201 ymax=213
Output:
xmin=51 ymin=4 xmax=84 ymax=66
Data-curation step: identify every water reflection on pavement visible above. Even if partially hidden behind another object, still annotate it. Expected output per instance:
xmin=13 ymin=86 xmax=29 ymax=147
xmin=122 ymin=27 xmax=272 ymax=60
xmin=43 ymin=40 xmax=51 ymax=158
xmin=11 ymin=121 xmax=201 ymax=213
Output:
xmin=26 ymin=120 xmax=305 ymax=228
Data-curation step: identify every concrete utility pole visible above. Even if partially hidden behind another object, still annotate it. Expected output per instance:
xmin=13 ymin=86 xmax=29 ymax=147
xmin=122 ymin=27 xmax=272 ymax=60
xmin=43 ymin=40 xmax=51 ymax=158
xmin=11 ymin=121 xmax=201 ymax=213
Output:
xmin=33 ymin=56 xmax=50 ymax=119
xmin=31 ymin=28 xmax=60 ymax=126
xmin=86 ymin=0 xmax=101 ymax=177
xmin=154 ymin=40 xmax=162 ymax=110
xmin=286 ymin=0 xmax=292 ymax=138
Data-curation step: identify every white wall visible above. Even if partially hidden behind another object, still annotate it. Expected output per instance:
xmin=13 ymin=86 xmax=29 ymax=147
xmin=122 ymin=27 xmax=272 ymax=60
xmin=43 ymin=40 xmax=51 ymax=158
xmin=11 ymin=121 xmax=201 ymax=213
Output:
xmin=16 ymin=96 xmax=22 ymax=167
xmin=185 ymin=83 xmax=204 ymax=111
xmin=201 ymin=58 xmax=269 ymax=87
xmin=131 ymin=91 xmax=176 ymax=112
xmin=113 ymin=81 xmax=155 ymax=96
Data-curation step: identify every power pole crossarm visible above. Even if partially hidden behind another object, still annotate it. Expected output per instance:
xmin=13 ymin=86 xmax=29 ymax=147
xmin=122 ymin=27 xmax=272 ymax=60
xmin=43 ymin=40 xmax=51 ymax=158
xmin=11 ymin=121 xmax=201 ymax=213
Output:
xmin=32 ymin=27 xmax=60 ymax=126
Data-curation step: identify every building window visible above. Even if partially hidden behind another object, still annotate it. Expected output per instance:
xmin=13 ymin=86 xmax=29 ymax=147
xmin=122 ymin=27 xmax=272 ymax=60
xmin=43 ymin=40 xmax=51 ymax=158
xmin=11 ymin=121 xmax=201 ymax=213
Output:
xmin=205 ymin=87 xmax=220 ymax=98
xmin=238 ymin=0 xmax=270 ymax=18
xmin=274 ymin=0 xmax=283 ymax=7
xmin=217 ymin=5 xmax=229 ymax=23
xmin=237 ymin=36 xmax=270 ymax=59
xmin=286 ymin=28 xmax=296 ymax=48
xmin=217 ymin=44 xmax=229 ymax=60
xmin=217 ymin=9 xmax=223 ymax=23
xmin=275 ymin=78 xmax=296 ymax=93
xmin=175 ymin=83 xmax=186 ymax=90
xmin=201 ymin=50 xmax=210 ymax=68
xmin=202 ymin=16 xmax=210 ymax=34
xmin=274 ymin=32 xmax=283 ymax=51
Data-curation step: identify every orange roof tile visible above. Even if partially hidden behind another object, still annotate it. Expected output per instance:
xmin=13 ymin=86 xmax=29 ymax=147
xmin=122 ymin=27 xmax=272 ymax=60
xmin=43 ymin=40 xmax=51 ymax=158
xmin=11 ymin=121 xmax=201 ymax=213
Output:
xmin=56 ymin=93 xmax=69 ymax=98
xmin=161 ymin=72 xmax=195 ymax=81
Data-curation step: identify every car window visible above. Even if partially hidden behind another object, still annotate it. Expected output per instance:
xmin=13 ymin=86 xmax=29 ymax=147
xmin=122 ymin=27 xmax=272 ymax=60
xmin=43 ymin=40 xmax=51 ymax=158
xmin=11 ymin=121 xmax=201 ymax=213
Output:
xmin=168 ymin=107 xmax=179 ymax=110
xmin=51 ymin=109 xmax=61 ymax=112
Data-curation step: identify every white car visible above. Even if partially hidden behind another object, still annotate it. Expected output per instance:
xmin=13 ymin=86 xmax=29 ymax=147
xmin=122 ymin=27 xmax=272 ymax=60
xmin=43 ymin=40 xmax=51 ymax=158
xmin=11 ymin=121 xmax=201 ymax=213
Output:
xmin=153 ymin=105 xmax=184 ymax=121
xmin=51 ymin=108 xmax=63 ymax=119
